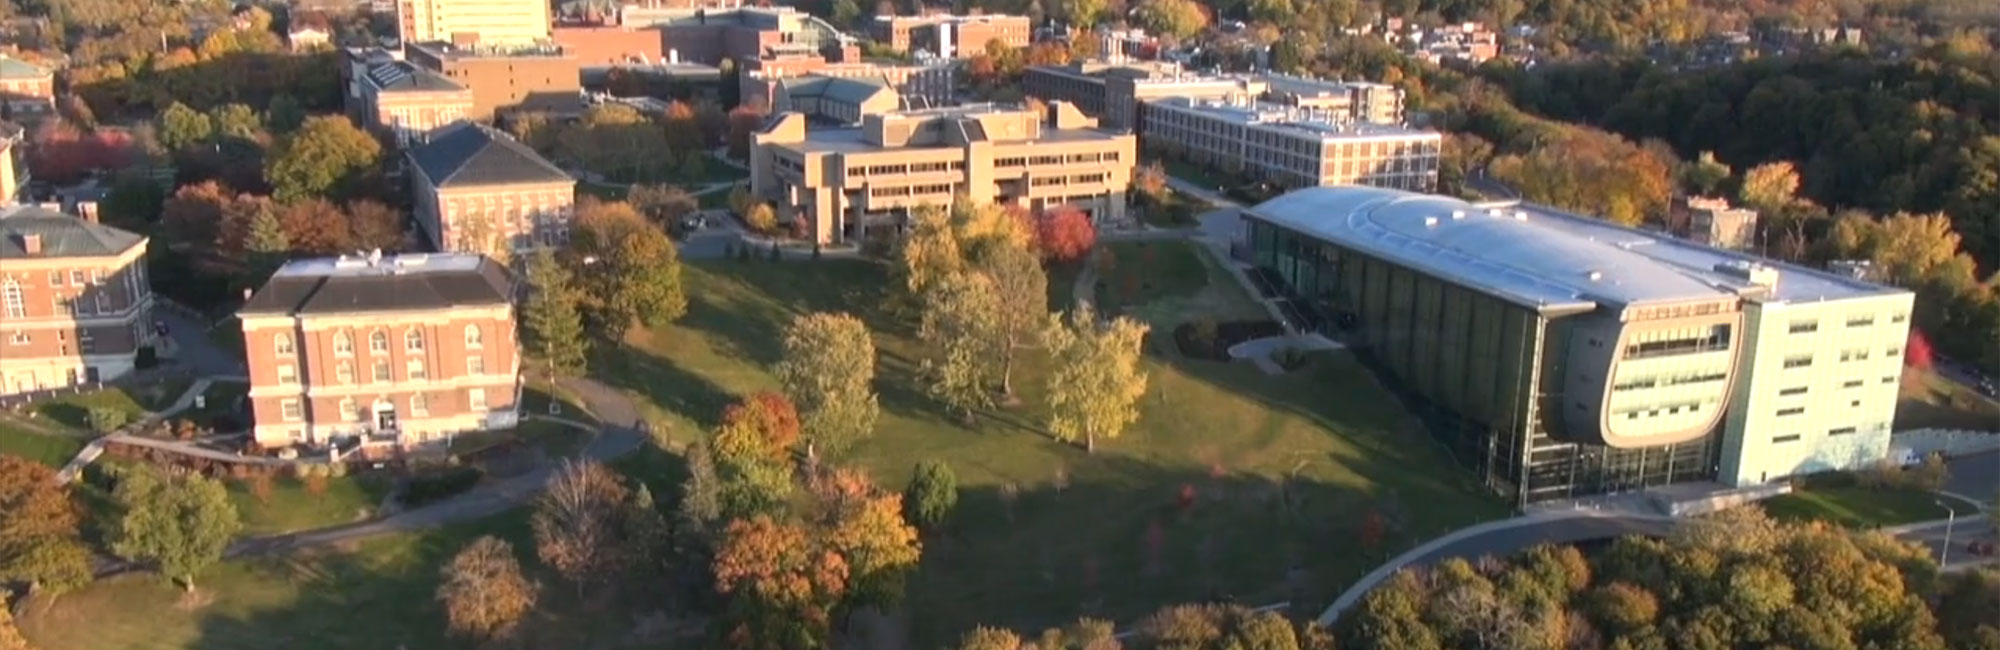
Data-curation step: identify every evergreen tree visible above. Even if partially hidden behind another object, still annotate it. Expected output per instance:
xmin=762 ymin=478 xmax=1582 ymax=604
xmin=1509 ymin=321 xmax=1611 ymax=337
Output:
xmin=522 ymin=250 xmax=589 ymax=375
xmin=244 ymin=206 xmax=290 ymax=282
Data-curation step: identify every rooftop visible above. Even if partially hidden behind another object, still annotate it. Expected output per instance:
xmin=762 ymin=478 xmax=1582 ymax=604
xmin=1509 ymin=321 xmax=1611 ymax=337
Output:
xmin=0 ymin=55 xmax=49 ymax=79
xmin=1149 ymin=98 xmax=1433 ymax=139
xmin=0 ymin=206 xmax=145 ymax=259
xmin=408 ymin=122 xmax=573 ymax=188
xmin=410 ymin=41 xmax=569 ymax=61
xmin=365 ymin=61 xmax=465 ymax=93
xmin=1246 ymin=186 xmax=1902 ymax=312
xmin=239 ymin=252 xmax=513 ymax=316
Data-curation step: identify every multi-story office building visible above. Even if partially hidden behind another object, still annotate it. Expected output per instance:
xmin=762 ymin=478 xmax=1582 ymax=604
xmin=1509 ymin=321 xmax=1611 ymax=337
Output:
xmin=396 ymin=0 xmax=552 ymax=46
xmin=1240 ymin=186 xmax=1912 ymax=505
xmin=237 ymin=252 xmax=520 ymax=448
xmin=1026 ymin=61 xmax=1407 ymax=131
xmin=353 ymin=60 xmax=475 ymax=147
xmin=408 ymin=122 xmax=577 ymax=259
xmin=1671 ymin=195 xmax=1758 ymax=251
xmin=0 ymin=206 xmax=156 ymax=394
xmin=616 ymin=4 xmax=857 ymax=66
xmin=405 ymin=41 xmax=583 ymax=121
xmin=751 ymin=102 xmax=1136 ymax=244
xmin=0 ymin=55 xmax=53 ymax=119
xmin=770 ymin=76 xmax=899 ymax=124
xmin=1143 ymin=97 xmax=1441 ymax=191
xmin=1259 ymin=75 xmax=1405 ymax=125
xmin=870 ymin=12 xmax=1031 ymax=58
xmin=741 ymin=61 xmax=956 ymax=110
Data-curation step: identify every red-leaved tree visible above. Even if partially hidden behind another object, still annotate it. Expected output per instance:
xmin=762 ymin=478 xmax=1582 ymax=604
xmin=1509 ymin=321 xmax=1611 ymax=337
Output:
xmin=1037 ymin=205 xmax=1096 ymax=264
xmin=29 ymin=123 xmax=137 ymax=185
xmin=726 ymin=101 xmax=769 ymax=160
xmin=1906 ymin=329 xmax=1934 ymax=370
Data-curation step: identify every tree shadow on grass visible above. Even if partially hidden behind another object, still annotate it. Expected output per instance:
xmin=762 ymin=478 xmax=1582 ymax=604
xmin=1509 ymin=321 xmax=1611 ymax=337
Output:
xmin=676 ymin=259 xmax=907 ymax=369
xmin=590 ymin=341 xmax=737 ymax=431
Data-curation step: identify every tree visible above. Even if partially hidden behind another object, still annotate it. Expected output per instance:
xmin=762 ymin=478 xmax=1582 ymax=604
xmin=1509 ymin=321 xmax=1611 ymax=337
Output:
xmin=1037 ymin=206 xmax=1097 ymax=264
xmin=99 ymin=174 xmax=168 ymax=233
xmin=208 ymin=103 xmax=262 ymax=141
xmin=1060 ymin=0 xmax=1107 ymax=27
xmin=87 ymin=407 xmax=128 ymax=433
xmin=158 ymin=101 xmax=214 ymax=151
xmin=532 ymin=459 xmax=631 ymax=596
xmin=265 ymin=94 xmax=306 ymax=133
xmin=627 ymin=184 xmax=698 ymax=226
xmin=243 ymin=203 xmax=290 ymax=281
xmin=1683 ymin=150 xmax=1731 ymax=196
xmin=713 ymin=515 xmax=850 ymax=650
xmin=1042 ymin=306 xmax=1150 ymax=452
xmin=921 ymin=271 xmax=1004 ymax=420
xmin=342 ymin=200 xmax=406 ymax=251
xmin=820 ymin=486 xmax=921 ymax=610
xmin=106 ymin=465 xmax=241 ymax=591
xmin=957 ymin=627 xmax=1024 ymax=650
xmin=726 ymin=102 xmax=769 ymax=160
xmin=1133 ymin=0 xmax=1208 ymax=40
xmin=897 ymin=204 xmax=964 ymax=300
xmin=1739 ymin=160 xmax=1800 ymax=212
xmin=774 ymin=312 xmax=880 ymax=460
xmin=903 ymin=459 xmax=958 ymax=531
xmin=744 ymin=202 xmax=778 ymax=233
xmin=716 ymin=392 xmax=803 ymax=466
xmin=0 ymin=456 xmax=91 ymax=594
xmin=1906 ymin=329 xmax=1935 ymax=370
xmin=522 ymin=250 xmax=589 ymax=375
xmin=621 ymin=484 xmax=672 ymax=577
xmin=566 ymin=199 xmax=688 ymax=333
xmin=0 ymin=605 xmax=29 ymax=650
xmin=437 ymin=536 xmax=538 ymax=641
xmin=973 ymin=242 xmax=1047 ymax=398
xmin=263 ymin=114 xmax=382 ymax=201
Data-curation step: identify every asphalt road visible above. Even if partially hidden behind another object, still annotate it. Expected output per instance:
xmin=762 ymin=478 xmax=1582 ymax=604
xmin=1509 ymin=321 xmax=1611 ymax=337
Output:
xmin=1945 ymin=450 xmax=2000 ymax=505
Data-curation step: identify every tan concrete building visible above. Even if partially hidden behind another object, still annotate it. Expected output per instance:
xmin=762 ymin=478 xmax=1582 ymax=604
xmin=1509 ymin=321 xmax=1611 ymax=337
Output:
xmin=354 ymin=61 xmax=475 ymax=147
xmin=1673 ymin=195 xmax=1759 ymax=251
xmin=870 ymin=13 xmax=1031 ymax=58
xmin=1026 ymin=62 xmax=1409 ymax=131
xmin=408 ymin=122 xmax=576 ymax=259
xmin=0 ymin=206 xmax=156 ymax=395
xmin=396 ymin=0 xmax=552 ymax=46
xmin=406 ymin=41 xmax=584 ymax=121
xmin=0 ymin=56 xmax=53 ymax=119
xmin=741 ymin=61 xmax=956 ymax=110
xmin=237 ymin=252 xmax=520 ymax=448
xmin=752 ymin=102 xmax=1136 ymax=244
xmin=771 ymin=76 xmax=899 ymax=124
xmin=1142 ymin=97 xmax=1441 ymax=191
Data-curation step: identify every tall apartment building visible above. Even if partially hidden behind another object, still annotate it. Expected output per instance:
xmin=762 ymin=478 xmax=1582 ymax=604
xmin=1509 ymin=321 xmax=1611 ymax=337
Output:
xmin=1240 ymin=186 xmax=1912 ymax=505
xmin=1672 ymin=195 xmax=1759 ymax=251
xmin=396 ymin=0 xmax=552 ymax=46
xmin=409 ymin=122 xmax=576 ymax=259
xmin=0 ymin=55 xmax=53 ymax=119
xmin=1143 ymin=97 xmax=1441 ymax=192
xmin=353 ymin=60 xmax=475 ymax=147
xmin=740 ymin=61 xmax=956 ymax=110
xmin=870 ymin=13 xmax=1031 ymax=58
xmin=405 ymin=41 xmax=583 ymax=121
xmin=751 ymin=102 xmax=1136 ymax=244
xmin=237 ymin=253 xmax=521 ymax=448
xmin=0 ymin=206 xmax=155 ymax=395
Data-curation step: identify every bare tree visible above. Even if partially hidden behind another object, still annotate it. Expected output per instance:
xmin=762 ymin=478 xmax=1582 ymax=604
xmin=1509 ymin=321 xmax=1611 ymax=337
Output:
xmin=438 ymin=536 xmax=538 ymax=641
xmin=532 ymin=459 xmax=632 ymax=597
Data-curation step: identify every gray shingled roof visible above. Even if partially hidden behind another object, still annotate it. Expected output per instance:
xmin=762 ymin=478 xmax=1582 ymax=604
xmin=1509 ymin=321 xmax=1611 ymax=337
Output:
xmin=0 ymin=56 xmax=49 ymax=80
xmin=367 ymin=61 xmax=465 ymax=93
xmin=407 ymin=122 xmax=572 ymax=189
xmin=0 ymin=206 xmax=146 ymax=259
xmin=238 ymin=257 xmax=513 ymax=316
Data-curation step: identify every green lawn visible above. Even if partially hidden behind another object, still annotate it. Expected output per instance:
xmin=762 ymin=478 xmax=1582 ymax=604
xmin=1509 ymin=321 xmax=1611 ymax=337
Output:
xmin=1763 ymin=484 xmax=1979 ymax=528
xmin=227 ymin=474 xmax=386 ymax=537
xmin=447 ymin=419 xmax=593 ymax=460
xmin=595 ymin=254 xmax=1502 ymax=643
xmin=1094 ymin=240 xmax=1267 ymax=326
xmin=32 ymin=379 xmax=191 ymax=430
xmin=1895 ymin=367 xmax=2000 ymax=432
xmin=16 ymin=510 xmax=685 ymax=650
xmin=0 ymin=422 xmax=86 ymax=467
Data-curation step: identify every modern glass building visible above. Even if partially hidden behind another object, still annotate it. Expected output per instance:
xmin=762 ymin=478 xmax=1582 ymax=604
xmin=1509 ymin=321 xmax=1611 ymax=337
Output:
xmin=1243 ymin=187 xmax=1913 ymax=507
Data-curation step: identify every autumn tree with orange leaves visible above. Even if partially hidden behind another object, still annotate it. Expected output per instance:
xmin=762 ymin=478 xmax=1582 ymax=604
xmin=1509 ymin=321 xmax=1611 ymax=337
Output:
xmin=715 ymin=392 xmax=802 ymax=466
xmin=714 ymin=515 xmax=851 ymax=650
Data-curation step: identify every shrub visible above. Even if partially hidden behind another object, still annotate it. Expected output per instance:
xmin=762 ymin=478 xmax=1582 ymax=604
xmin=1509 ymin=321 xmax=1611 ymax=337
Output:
xmin=88 ymin=407 xmax=130 ymax=433
xmin=404 ymin=466 xmax=485 ymax=506
xmin=904 ymin=460 xmax=959 ymax=530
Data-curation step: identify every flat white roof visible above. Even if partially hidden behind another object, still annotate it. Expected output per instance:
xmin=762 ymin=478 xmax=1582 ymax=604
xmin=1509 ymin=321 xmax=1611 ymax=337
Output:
xmin=1148 ymin=97 xmax=1436 ymax=140
xmin=1247 ymin=186 xmax=1904 ymax=312
xmin=277 ymin=252 xmax=488 ymax=278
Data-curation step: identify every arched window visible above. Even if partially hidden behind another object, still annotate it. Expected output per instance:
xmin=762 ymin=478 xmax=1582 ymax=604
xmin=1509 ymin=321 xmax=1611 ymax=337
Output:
xmin=274 ymin=333 xmax=294 ymax=356
xmin=1 ymin=279 xmax=22 ymax=318
xmin=405 ymin=329 xmax=425 ymax=352
xmin=464 ymin=324 xmax=482 ymax=349
xmin=333 ymin=331 xmax=354 ymax=355
xmin=369 ymin=330 xmax=389 ymax=353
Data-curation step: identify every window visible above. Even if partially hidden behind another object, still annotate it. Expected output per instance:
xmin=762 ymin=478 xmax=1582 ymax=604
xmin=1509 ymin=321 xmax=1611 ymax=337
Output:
xmin=1828 ymin=426 xmax=1856 ymax=436
xmin=334 ymin=332 xmax=354 ymax=356
xmin=407 ymin=359 xmax=427 ymax=381
xmin=468 ymin=388 xmax=487 ymax=410
xmin=68 ymin=270 xmax=84 ymax=285
xmin=411 ymin=393 xmax=429 ymax=417
xmin=1778 ymin=387 xmax=1808 ymax=396
xmin=89 ymin=270 xmax=102 ymax=285
xmin=1846 ymin=315 xmax=1875 ymax=327
xmin=405 ymin=329 xmax=425 ymax=352
xmin=372 ymin=360 xmax=391 ymax=382
xmin=1 ymin=280 xmax=21 ymax=318
xmin=1891 ymin=313 xmax=1908 ymax=323
xmin=277 ymin=365 xmax=297 ymax=385
xmin=280 ymin=399 xmax=302 ymax=421
xmin=274 ymin=333 xmax=295 ymax=356
xmin=340 ymin=398 xmax=358 ymax=421
xmin=46 ymin=271 xmax=61 ymax=287
xmin=464 ymin=324 xmax=482 ymax=348
xmin=1783 ymin=355 xmax=1813 ymax=369
xmin=1842 ymin=380 xmax=1864 ymax=388
xmin=336 ymin=361 xmax=354 ymax=384
xmin=1882 ymin=376 xmax=1897 ymax=384
xmin=1776 ymin=407 xmax=1805 ymax=417
xmin=369 ymin=330 xmax=389 ymax=353
xmin=1886 ymin=347 xmax=1900 ymax=357
xmin=467 ymin=355 xmax=485 ymax=375
xmin=94 ymin=292 xmax=109 ymax=313
xmin=7 ymin=331 xmax=24 ymax=344
xmin=1773 ymin=434 xmax=1801 ymax=443
xmin=1787 ymin=320 xmax=1818 ymax=334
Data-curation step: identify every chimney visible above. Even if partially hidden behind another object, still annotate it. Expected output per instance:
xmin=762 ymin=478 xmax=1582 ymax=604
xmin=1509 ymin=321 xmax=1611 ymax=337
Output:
xmin=76 ymin=201 xmax=99 ymax=223
xmin=18 ymin=233 xmax=42 ymax=255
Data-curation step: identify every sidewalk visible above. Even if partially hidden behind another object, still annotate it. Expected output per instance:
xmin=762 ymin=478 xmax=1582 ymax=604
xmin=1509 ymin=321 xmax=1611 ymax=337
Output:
xmin=55 ymin=377 xmax=216 ymax=484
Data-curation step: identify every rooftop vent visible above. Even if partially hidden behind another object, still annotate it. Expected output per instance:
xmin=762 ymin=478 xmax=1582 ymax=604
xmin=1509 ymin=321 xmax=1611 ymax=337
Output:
xmin=1585 ymin=270 xmax=1603 ymax=282
xmin=1712 ymin=260 xmax=1781 ymax=289
xmin=1424 ymin=216 xmax=1439 ymax=227
xmin=1514 ymin=210 xmax=1528 ymax=221
xmin=1450 ymin=210 xmax=1465 ymax=220
xmin=16 ymin=233 xmax=41 ymax=255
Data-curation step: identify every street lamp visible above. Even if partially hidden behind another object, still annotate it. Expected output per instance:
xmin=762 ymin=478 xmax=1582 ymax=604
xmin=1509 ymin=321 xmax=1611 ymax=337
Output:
xmin=1935 ymin=499 xmax=1957 ymax=567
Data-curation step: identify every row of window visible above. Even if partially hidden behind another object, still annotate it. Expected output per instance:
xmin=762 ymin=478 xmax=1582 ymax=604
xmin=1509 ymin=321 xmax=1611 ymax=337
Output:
xmin=1772 ymin=426 xmax=1863 ymax=444
xmin=1610 ymin=371 xmax=1728 ymax=391
xmin=3 ymin=281 xmax=130 ymax=319
xmin=280 ymin=355 xmax=488 ymax=386
xmin=278 ymin=326 xmax=486 ymax=358
xmin=1788 ymin=311 xmax=1908 ymax=333
xmin=1784 ymin=347 xmax=1900 ymax=369
xmin=278 ymin=388 xmax=487 ymax=422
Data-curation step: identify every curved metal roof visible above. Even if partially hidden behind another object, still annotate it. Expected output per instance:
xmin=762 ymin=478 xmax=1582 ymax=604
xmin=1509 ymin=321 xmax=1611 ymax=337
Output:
xmin=1247 ymin=186 xmax=1740 ymax=311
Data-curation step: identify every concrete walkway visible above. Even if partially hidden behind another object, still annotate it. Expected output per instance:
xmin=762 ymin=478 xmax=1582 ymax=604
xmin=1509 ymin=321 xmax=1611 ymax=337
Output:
xmin=1227 ymin=335 xmax=1343 ymax=374
xmin=55 ymin=377 xmax=216 ymax=484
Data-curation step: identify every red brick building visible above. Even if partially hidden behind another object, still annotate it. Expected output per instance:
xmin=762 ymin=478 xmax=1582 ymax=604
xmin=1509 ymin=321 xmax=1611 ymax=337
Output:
xmin=0 ymin=206 xmax=156 ymax=395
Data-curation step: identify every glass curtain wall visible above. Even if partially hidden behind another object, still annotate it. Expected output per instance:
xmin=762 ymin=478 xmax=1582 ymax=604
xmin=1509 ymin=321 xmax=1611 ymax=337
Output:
xmin=1247 ymin=217 xmax=1719 ymax=506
